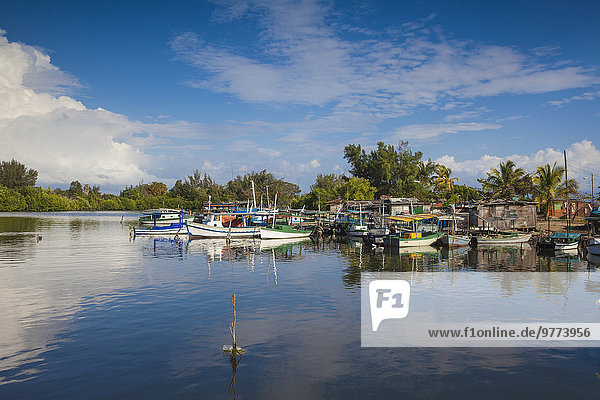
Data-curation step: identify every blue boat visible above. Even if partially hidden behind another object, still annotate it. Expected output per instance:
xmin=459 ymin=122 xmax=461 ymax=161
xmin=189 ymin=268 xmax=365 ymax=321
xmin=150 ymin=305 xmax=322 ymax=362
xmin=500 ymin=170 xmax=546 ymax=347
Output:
xmin=133 ymin=222 xmax=188 ymax=236
xmin=134 ymin=209 xmax=190 ymax=236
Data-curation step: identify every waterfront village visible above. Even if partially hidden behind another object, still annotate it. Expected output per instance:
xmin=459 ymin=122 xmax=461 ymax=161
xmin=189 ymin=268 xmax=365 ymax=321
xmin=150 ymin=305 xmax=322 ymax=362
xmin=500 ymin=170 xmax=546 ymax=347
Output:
xmin=1 ymin=141 xmax=599 ymax=256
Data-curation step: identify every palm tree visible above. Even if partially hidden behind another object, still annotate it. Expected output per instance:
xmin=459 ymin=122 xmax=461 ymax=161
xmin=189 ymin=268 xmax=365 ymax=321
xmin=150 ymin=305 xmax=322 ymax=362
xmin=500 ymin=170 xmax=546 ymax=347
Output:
xmin=417 ymin=160 xmax=438 ymax=191
xmin=434 ymin=165 xmax=459 ymax=194
xmin=533 ymin=162 xmax=564 ymax=222
xmin=533 ymin=162 xmax=580 ymax=231
xmin=481 ymin=160 xmax=527 ymax=198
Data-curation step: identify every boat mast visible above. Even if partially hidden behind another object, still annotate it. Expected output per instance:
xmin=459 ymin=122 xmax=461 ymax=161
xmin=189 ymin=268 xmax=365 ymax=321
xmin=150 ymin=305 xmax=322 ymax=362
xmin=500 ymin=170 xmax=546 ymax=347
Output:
xmin=251 ymin=180 xmax=257 ymax=210
xmin=266 ymin=185 xmax=270 ymax=209
xmin=564 ymin=150 xmax=570 ymax=234
xmin=359 ymin=202 xmax=362 ymax=226
xmin=272 ymin=192 xmax=278 ymax=228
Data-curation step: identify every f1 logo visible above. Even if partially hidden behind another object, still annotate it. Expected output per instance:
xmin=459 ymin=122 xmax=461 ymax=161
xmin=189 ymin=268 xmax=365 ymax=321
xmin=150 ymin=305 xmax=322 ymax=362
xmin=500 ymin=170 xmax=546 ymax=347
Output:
xmin=369 ymin=280 xmax=410 ymax=331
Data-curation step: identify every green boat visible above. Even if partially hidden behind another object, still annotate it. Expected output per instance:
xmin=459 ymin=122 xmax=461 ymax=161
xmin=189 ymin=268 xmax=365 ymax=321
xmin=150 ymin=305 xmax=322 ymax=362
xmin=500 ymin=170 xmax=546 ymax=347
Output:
xmin=260 ymin=224 xmax=313 ymax=239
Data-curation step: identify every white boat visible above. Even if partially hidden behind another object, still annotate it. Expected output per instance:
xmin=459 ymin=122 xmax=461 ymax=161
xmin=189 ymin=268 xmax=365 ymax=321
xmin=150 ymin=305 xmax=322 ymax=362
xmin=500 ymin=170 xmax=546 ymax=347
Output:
xmin=260 ymin=224 xmax=313 ymax=239
xmin=347 ymin=224 xmax=369 ymax=237
xmin=346 ymin=203 xmax=368 ymax=237
xmin=139 ymin=209 xmax=193 ymax=225
xmin=473 ymin=232 xmax=532 ymax=246
xmin=553 ymin=233 xmax=581 ymax=251
xmin=440 ymin=233 xmax=471 ymax=247
xmin=588 ymin=237 xmax=600 ymax=256
xmin=369 ymin=227 xmax=390 ymax=236
xmin=186 ymin=215 xmax=259 ymax=238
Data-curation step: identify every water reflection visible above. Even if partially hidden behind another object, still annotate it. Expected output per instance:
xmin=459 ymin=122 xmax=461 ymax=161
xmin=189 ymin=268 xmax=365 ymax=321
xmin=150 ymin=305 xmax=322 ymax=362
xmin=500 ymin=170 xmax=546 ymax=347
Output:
xmin=1 ymin=213 xmax=600 ymax=398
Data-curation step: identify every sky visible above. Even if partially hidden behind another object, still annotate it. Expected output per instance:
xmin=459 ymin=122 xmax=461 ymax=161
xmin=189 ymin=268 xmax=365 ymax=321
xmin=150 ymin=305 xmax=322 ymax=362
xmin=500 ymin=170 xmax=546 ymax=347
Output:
xmin=1 ymin=0 xmax=599 ymax=194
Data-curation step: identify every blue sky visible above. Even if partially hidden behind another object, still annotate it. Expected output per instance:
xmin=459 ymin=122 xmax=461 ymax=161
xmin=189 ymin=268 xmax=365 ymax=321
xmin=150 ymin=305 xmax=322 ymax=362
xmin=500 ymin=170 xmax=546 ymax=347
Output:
xmin=1 ymin=0 xmax=599 ymax=193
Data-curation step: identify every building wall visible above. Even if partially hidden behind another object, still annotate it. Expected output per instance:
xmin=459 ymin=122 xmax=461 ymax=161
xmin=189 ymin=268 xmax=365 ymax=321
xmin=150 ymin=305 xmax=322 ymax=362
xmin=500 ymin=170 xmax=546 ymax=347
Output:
xmin=328 ymin=203 xmax=343 ymax=213
xmin=548 ymin=201 xmax=592 ymax=218
xmin=473 ymin=203 xmax=537 ymax=230
xmin=389 ymin=203 xmax=431 ymax=215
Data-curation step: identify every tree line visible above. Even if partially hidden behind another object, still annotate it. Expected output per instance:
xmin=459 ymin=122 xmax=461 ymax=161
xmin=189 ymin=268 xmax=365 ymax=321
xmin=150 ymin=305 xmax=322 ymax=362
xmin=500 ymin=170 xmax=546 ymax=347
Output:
xmin=0 ymin=140 xmax=595 ymax=214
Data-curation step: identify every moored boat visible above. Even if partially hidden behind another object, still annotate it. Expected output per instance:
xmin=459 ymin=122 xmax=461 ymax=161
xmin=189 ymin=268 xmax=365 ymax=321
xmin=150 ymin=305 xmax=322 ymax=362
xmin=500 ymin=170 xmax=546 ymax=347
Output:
xmin=346 ymin=224 xmax=369 ymax=237
xmin=384 ymin=231 xmax=444 ymax=248
xmin=472 ymin=232 xmax=532 ymax=246
xmin=587 ymin=237 xmax=600 ymax=256
xmin=139 ymin=209 xmax=193 ymax=225
xmin=133 ymin=222 xmax=188 ymax=236
xmin=364 ymin=226 xmax=390 ymax=246
xmin=549 ymin=232 xmax=581 ymax=251
xmin=186 ymin=221 xmax=259 ymax=238
xmin=440 ymin=233 xmax=472 ymax=247
xmin=260 ymin=224 xmax=313 ymax=239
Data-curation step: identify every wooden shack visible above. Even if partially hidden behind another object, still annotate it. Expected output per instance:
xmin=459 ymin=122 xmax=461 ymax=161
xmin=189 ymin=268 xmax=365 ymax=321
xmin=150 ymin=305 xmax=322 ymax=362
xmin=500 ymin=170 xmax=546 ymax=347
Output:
xmin=470 ymin=200 xmax=537 ymax=231
xmin=385 ymin=197 xmax=432 ymax=215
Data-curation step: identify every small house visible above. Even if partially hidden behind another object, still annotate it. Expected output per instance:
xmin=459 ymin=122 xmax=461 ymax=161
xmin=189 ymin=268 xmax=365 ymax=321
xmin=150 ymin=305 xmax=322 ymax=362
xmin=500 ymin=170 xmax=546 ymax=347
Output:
xmin=548 ymin=200 xmax=593 ymax=218
xmin=470 ymin=200 xmax=537 ymax=231
xmin=385 ymin=197 xmax=432 ymax=216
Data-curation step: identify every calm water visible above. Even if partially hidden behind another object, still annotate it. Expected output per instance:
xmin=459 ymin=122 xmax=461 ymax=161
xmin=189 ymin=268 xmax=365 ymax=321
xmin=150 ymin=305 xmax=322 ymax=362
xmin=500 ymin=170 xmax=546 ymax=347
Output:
xmin=0 ymin=212 xmax=599 ymax=399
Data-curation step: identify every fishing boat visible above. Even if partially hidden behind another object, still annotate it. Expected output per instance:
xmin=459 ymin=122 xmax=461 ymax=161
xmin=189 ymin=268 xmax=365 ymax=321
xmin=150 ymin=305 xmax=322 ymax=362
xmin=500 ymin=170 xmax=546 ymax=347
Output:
xmin=133 ymin=223 xmax=188 ymax=236
xmin=587 ymin=237 xmax=600 ymax=256
xmin=346 ymin=202 xmax=369 ymax=237
xmin=139 ymin=209 xmax=193 ymax=225
xmin=440 ymin=233 xmax=472 ymax=247
xmin=260 ymin=224 xmax=313 ymax=239
xmin=472 ymin=232 xmax=532 ymax=246
xmin=346 ymin=224 xmax=369 ymax=237
xmin=382 ymin=214 xmax=443 ymax=247
xmin=537 ymin=232 xmax=581 ymax=251
xmin=384 ymin=231 xmax=444 ymax=248
xmin=364 ymin=227 xmax=390 ymax=246
xmin=186 ymin=214 xmax=259 ymax=238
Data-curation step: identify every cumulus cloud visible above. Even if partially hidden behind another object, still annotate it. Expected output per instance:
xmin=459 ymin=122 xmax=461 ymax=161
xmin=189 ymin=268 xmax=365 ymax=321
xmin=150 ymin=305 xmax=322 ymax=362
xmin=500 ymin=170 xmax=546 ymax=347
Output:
xmin=436 ymin=140 xmax=600 ymax=184
xmin=0 ymin=30 xmax=161 ymax=187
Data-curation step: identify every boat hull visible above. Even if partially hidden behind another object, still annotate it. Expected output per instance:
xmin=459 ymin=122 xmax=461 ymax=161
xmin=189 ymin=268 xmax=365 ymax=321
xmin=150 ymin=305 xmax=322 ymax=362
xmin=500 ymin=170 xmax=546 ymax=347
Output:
xmin=139 ymin=216 xmax=193 ymax=226
xmin=134 ymin=223 xmax=189 ymax=236
xmin=346 ymin=225 xmax=369 ymax=237
xmin=474 ymin=233 xmax=532 ymax=245
xmin=347 ymin=231 xmax=368 ymax=237
xmin=260 ymin=227 xmax=312 ymax=239
xmin=384 ymin=232 xmax=443 ymax=247
xmin=588 ymin=238 xmax=600 ymax=256
xmin=440 ymin=234 xmax=471 ymax=247
xmin=554 ymin=241 xmax=579 ymax=251
xmin=186 ymin=222 xmax=259 ymax=238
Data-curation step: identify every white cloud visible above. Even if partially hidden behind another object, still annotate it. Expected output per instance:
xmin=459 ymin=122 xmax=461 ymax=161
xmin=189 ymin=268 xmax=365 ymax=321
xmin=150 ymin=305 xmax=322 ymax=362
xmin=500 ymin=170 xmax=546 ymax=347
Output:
xmin=547 ymin=89 xmax=600 ymax=107
xmin=0 ymin=31 xmax=161 ymax=187
xmin=310 ymin=159 xmax=320 ymax=168
xmin=172 ymin=1 xmax=598 ymax=115
xmin=394 ymin=122 xmax=501 ymax=140
xmin=202 ymin=160 xmax=225 ymax=171
xmin=436 ymin=140 xmax=600 ymax=184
